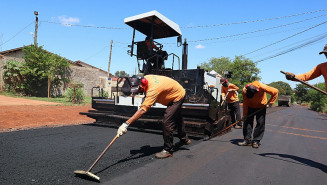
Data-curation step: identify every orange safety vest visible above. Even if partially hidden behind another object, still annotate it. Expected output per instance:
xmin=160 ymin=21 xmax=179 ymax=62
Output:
xmin=242 ymin=81 xmax=278 ymax=116
xmin=145 ymin=40 xmax=159 ymax=51
xmin=140 ymin=75 xmax=185 ymax=112
xmin=221 ymin=83 xmax=239 ymax=103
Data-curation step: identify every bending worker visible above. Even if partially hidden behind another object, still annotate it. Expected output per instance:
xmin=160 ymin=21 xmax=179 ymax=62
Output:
xmin=220 ymin=78 xmax=242 ymax=129
xmin=118 ymin=74 xmax=191 ymax=159
xmin=285 ymin=44 xmax=327 ymax=90
xmin=238 ymin=81 xmax=278 ymax=149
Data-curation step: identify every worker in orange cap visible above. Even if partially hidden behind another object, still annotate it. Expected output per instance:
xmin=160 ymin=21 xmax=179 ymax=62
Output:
xmin=285 ymin=44 xmax=327 ymax=90
xmin=118 ymin=74 xmax=191 ymax=159
xmin=238 ymin=81 xmax=278 ymax=148
xmin=220 ymin=78 xmax=242 ymax=129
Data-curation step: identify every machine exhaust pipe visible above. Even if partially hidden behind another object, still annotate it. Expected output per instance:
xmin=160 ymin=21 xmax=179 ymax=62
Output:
xmin=182 ymin=38 xmax=188 ymax=70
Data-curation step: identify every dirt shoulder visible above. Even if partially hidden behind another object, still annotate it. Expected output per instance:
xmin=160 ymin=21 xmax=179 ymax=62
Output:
xmin=0 ymin=95 xmax=62 ymax=106
xmin=0 ymin=95 xmax=95 ymax=132
xmin=0 ymin=105 xmax=95 ymax=132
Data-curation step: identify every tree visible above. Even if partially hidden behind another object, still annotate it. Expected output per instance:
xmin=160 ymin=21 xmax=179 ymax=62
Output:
xmin=230 ymin=56 xmax=261 ymax=88
xmin=200 ymin=55 xmax=261 ymax=88
xmin=114 ymin=70 xmax=129 ymax=77
xmin=308 ymin=83 xmax=326 ymax=112
xmin=200 ymin=57 xmax=232 ymax=74
xmin=21 ymin=45 xmax=71 ymax=97
xmin=268 ymin=81 xmax=292 ymax=95
xmin=293 ymin=84 xmax=310 ymax=103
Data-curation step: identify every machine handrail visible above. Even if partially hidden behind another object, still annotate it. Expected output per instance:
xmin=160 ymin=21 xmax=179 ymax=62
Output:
xmin=168 ymin=53 xmax=180 ymax=70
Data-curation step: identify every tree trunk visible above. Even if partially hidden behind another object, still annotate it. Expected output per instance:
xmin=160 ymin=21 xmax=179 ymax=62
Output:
xmin=48 ymin=76 xmax=50 ymax=101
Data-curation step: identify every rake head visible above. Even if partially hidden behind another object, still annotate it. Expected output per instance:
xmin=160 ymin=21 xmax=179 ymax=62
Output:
xmin=74 ymin=170 xmax=100 ymax=182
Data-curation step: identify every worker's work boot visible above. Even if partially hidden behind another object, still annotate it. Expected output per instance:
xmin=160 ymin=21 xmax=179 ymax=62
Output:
xmin=252 ymin=141 xmax=260 ymax=149
xmin=234 ymin=125 xmax=242 ymax=129
xmin=171 ymin=139 xmax=192 ymax=152
xmin=175 ymin=138 xmax=191 ymax=148
xmin=203 ymin=135 xmax=210 ymax=141
xmin=238 ymin=140 xmax=252 ymax=146
xmin=155 ymin=149 xmax=172 ymax=159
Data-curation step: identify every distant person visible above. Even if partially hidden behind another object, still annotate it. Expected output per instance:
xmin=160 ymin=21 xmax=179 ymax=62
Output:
xmin=144 ymin=36 xmax=165 ymax=71
xmin=238 ymin=81 xmax=278 ymax=148
xmin=285 ymin=44 xmax=327 ymax=90
xmin=220 ymin=78 xmax=242 ymax=129
xmin=145 ymin=36 xmax=159 ymax=52
xmin=118 ymin=74 xmax=191 ymax=159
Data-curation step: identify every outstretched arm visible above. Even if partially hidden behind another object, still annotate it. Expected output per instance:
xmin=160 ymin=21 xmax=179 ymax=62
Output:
xmin=295 ymin=64 xmax=322 ymax=82
xmin=126 ymin=108 xmax=146 ymax=125
xmin=117 ymin=108 xmax=146 ymax=137
xmin=285 ymin=63 xmax=323 ymax=81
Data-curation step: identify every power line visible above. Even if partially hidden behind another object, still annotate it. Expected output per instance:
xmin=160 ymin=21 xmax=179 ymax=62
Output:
xmin=40 ymin=20 xmax=129 ymax=30
xmin=84 ymin=46 xmax=109 ymax=62
xmin=40 ymin=9 xmax=327 ymax=31
xmin=181 ymin=9 xmax=327 ymax=28
xmin=187 ymin=25 xmax=314 ymax=46
xmin=187 ymin=14 xmax=327 ymax=43
xmin=111 ymin=24 xmax=325 ymax=49
xmin=0 ymin=21 xmax=34 ymax=47
xmin=251 ymin=32 xmax=327 ymax=59
xmin=254 ymin=33 xmax=327 ymax=63
xmin=243 ymin=20 xmax=327 ymax=56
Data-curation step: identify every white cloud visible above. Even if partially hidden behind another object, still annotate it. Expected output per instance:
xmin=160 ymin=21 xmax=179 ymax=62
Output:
xmin=195 ymin=44 xmax=205 ymax=49
xmin=57 ymin=16 xmax=80 ymax=26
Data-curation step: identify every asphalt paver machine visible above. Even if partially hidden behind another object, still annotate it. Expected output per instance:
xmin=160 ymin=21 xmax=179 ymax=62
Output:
xmin=81 ymin=11 xmax=232 ymax=138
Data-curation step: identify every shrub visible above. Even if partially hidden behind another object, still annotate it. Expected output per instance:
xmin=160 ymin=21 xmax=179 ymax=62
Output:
xmin=65 ymin=88 xmax=85 ymax=104
xmin=308 ymin=83 xmax=326 ymax=112
xmin=323 ymin=105 xmax=327 ymax=114
xmin=2 ymin=60 xmax=24 ymax=93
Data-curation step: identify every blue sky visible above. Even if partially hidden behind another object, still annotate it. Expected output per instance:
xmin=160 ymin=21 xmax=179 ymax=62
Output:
xmin=1 ymin=0 xmax=327 ymax=88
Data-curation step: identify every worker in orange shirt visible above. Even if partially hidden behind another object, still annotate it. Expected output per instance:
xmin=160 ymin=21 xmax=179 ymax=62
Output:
xmin=238 ymin=81 xmax=278 ymax=148
xmin=145 ymin=36 xmax=160 ymax=52
xmin=285 ymin=44 xmax=327 ymax=90
xmin=118 ymin=75 xmax=191 ymax=159
xmin=220 ymin=78 xmax=242 ymax=129
xmin=145 ymin=36 xmax=166 ymax=71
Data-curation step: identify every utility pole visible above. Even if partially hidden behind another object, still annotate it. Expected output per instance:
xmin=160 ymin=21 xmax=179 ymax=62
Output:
xmin=108 ymin=40 xmax=113 ymax=98
xmin=34 ymin=11 xmax=39 ymax=47
xmin=0 ymin=33 xmax=3 ymax=51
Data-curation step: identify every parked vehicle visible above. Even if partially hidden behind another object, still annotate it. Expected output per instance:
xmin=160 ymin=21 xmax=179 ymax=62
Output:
xmin=278 ymin=95 xmax=291 ymax=107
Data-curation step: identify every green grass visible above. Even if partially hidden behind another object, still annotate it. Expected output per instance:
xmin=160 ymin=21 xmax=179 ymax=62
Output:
xmin=0 ymin=91 xmax=92 ymax=106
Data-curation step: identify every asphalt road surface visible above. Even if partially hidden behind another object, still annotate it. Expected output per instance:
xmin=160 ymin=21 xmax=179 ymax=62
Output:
xmin=1 ymin=104 xmax=327 ymax=185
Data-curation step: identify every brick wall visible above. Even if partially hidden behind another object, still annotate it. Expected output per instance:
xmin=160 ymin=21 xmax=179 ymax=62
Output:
xmin=68 ymin=65 xmax=108 ymax=96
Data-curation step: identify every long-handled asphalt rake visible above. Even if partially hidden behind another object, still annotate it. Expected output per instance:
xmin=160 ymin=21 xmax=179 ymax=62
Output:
xmin=74 ymin=134 xmax=119 ymax=181
xmin=215 ymin=105 xmax=268 ymax=136
xmin=281 ymin=70 xmax=327 ymax=96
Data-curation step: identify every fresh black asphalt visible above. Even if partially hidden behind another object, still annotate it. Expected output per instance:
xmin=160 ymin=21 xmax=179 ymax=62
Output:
xmin=1 ymin=105 xmax=327 ymax=185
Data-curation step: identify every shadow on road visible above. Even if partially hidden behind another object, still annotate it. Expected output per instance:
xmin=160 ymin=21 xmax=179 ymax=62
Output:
xmin=257 ymin=153 xmax=327 ymax=173
xmin=94 ymin=145 xmax=162 ymax=175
